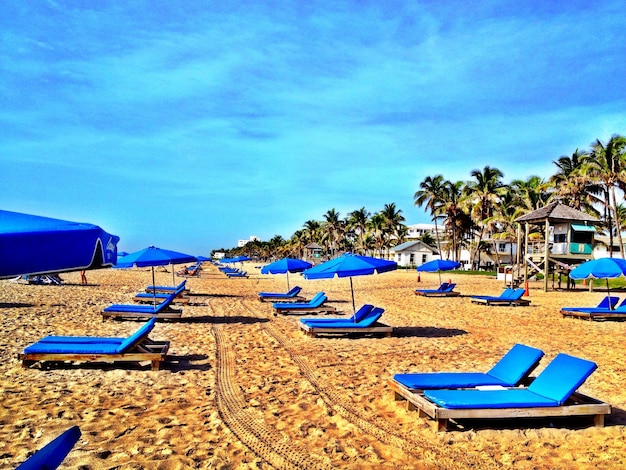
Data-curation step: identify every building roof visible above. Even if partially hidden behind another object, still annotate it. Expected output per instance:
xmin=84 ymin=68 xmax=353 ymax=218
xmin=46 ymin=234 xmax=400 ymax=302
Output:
xmin=390 ymin=240 xmax=438 ymax=253
xmin=515 ymin=202 xmax=599 ymax=224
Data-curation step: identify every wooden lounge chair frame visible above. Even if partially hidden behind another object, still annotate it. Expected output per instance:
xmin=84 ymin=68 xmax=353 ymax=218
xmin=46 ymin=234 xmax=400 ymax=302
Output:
xmin=102 ymin=308 xmax=182 ymax=320
xmin=300 ymin=321 xmax=392 ymax=337
xmin=561 ymin=309 xmax=626 ymax=321
xmin=390 ymin=382 xmax=610 ymax=432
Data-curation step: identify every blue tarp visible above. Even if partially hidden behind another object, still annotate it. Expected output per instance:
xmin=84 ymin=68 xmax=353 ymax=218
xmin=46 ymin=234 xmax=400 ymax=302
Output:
xmin=0 ymin=210 xmax=119 ymax=279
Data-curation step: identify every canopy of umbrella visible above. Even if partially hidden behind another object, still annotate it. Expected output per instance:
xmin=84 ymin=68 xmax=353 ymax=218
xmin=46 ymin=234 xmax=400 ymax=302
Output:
xmin=417 ymin=259 xmax=460 ymax=284
xmin=570 ymin=257 xmax=626 ymax=309
xmin=0 ymin=209 xmax=119 ymax=279
xmin=261 ymin=258 xmax=312 ymax=289
xmin=303 ymin=253 xmax=397 ymax=314
xmin=116 ymin=246 xmax=197 ymax=300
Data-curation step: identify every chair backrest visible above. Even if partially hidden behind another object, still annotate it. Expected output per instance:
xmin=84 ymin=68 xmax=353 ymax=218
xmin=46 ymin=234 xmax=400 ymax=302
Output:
xmin=528 ymin=353 xmax=598 ymax=405
xmin=598 ymin=295 xmax=619 ymax=309
xmin=353 ymin=304 xmax=374 ymax=322
xmin=177 ymin=280 xmax=187 ymax=289
xmin=444 ymin=283 xmax=456 ymax=292
xmin=116 ymin=318 xmax=157 ymax=353
xmin=508 ymin=289 xmax=525 ymax=301
xmin=154 ymin=291 xmax=178 ymax=311
xmin=357 ymin=307 xmax=385 ymax=326
xmin=487 ymin=344 xmax=544 ymax=385
xmin=309 ymin=292 xmax=326 ymax=306
xmin=438 ymin=282 xmax=450 ymax=291
xmin=500 ymin=288 xmax=516 ymax=299
xmin=287 ymin=286 xmax=302 ymax=296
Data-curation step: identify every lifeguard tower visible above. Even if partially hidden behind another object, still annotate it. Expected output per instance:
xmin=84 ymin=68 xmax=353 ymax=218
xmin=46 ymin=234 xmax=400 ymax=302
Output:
xmin=513 ymin=202 xmax=599 ymax=291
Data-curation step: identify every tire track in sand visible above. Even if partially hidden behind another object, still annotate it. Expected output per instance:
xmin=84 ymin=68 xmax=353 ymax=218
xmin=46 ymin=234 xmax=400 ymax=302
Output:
xmin=239 ymin=298 xmax=497 ymax=469
xmin=209 ymin=299 xmax=332 ymax=469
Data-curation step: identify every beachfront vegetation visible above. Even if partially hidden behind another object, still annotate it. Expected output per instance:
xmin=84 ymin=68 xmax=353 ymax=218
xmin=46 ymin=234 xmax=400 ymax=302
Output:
xmin=214 ymin=134 xmax=626 ymax=263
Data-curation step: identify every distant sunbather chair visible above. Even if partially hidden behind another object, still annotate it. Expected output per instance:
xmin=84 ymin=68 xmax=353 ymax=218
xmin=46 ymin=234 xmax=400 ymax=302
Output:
xmin=145 ymin=279 xmax=187 ymax=294
xmin=273 ymin=292 xmax=336 ymax=315
xmin=415 ymin=282 xmax=460 ymax=297
xmin=394 ymin=353 xmax=610 ymax=431
xmin=470 ymin=288 xmax=530 ymax=306
xmin=16 ymin=425 xmax=81 ymax=470
xmin=102 ymin=291 xmax=182 ymax=320
xmin=258 ymin=286 xmax=305 ymax=302
xmin=226 ymin=270 xmax=248 ymax=278
xmin=134 ymin=281 xmax=189 ymax=305
xmin=390 ymin=344 xmax=544 ymax=392
xmin=299 ymin=305 xmax=392 ymax=337
xmin=561 ymin=296 xmax=626 ymax=320
xmin=19 ymin=318 xmax=169 ymax=371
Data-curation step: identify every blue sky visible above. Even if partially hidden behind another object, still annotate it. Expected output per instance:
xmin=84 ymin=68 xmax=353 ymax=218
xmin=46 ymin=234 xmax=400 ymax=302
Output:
xmin=1 ymin=1 xmax=625 ymax=255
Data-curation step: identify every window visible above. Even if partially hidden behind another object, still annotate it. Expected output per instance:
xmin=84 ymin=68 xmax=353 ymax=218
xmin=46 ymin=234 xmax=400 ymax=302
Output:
xmin=422 ymin=254 xmax=427 ymax=263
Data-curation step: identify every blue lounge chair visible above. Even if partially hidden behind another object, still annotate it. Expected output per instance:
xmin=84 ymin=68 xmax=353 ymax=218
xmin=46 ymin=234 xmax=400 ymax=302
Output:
xmin=470 ymin=288 xmax=530 ymax=306
xmin=258 ymin=286 xmax=305 ymax=302
xmin=226 ymin=270 xmax=248 ymax=278
xmin=145 ymin=280 xmax=187 ymax=294
xmin=299 ymin=306 xmax=392 ymax=337
xmin=273 ymin=292 xmax=336 ymax=315
xmin=391 ymin=344 xmax=544 ymax=391
xmin=301 ymin=304 xmax=374 ymax=326
xmin=415 ymin=283 xmax=460 ymax=297
xmin=397 ymin=353 xmax=610 ymax=431
xmin=16 ymin=426 xmax=81 ymax=470
xmin=561 ymin=296 xmax=626 ymax=320
xmin=561 ymin=295 xmax=619 ymax=313
xmin=19 ymin=318 xmax=169 ymax=371
xmin=102 ymin=291 xmax=182 ymax=320
xmin=134 ymin=281 xmax=189 ymax=305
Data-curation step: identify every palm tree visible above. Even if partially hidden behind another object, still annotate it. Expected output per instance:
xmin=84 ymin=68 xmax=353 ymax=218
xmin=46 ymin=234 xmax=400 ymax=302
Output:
xmin=414 ymin=175 xmax=447 ymax=258
xmin=302 ymin=220 xmax=321 ymax=245
xmin=440 ymin=180 xmax=468 ymax=262
xmin=347 ymin=207 xmax=370 ymax=254
xmin=510 ymin=176 xmax=553 ymax=211
xmin=582 ymin=135 xmax=626 ymax=258
xmin=322 ymin=209 xmax=343 ymax=257
xmin=368 ymin=212 xmax=387 ymax=257
xmin=463 ymin=166 xmax=504 ymax=269
xmin=380 ymin=202 xmax=406 ymax=255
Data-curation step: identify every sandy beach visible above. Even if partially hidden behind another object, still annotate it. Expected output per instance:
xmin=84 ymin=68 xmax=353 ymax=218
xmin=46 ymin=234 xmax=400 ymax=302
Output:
xmin=1 ymin=263 xmax=625 ymax=469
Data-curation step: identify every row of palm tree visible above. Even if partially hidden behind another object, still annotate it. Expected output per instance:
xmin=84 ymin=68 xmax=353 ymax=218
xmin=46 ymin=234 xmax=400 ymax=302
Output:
xmin=215 ymin=134 xmax=625 ymax=265
xmin=415 ymin=134 xmax=626 ymax=265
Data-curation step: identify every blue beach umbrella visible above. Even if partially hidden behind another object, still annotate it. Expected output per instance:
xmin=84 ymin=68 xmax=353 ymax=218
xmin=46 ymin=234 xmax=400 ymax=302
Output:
xmin=116 ymin=246 xmax=197 ymax=294
xmin=261 ymin=258 xmax=312 ymax=289
xmin=570 ymin=258 xmax=626 ymax=306
xmin=303 ymin=253 xmax=397 ymax=314
xmin=417 ymin=259 xmax=461 ymax=284
xmin=0 ymin=210 xmax=119 ymax=279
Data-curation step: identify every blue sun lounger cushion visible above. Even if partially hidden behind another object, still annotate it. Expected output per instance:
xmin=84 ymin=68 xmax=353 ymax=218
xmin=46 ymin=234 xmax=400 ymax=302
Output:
xmin=393 ymin=344 xmax=544 ymax=390
xmin=146 ymin=280 xmax=186 ymax=292
xmin=16 ymin=425 xmax=81 ymax=470
xmin=273 ymin=292 xmax=326 ymax=310
xmin=259 ymin=286 xmax=302 ymax=299
xmin=23 ymin=319 xmax=157 ymax=355
xmin=299 ymin=307 xmax=384 ymax=329
xmin=561 ymin=296 xmax=621 ymax=313
xmin=103 ymin=292 xmax=178 ymax=313
xmin=424 ymin=353 xmax=597 ymax=409
xmin=300 ymin=304 xmax=374 ymax=326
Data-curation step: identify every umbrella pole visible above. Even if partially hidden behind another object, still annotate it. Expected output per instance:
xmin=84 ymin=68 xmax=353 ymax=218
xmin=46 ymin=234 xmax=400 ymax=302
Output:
xmin=438 ymin=270 xmax=442 ymax=285
xmin=152 ymin=266 xmax=157 ymax=307
xmin=172 ymin=263 xmax=175 ymax=285
xmin=286 ymin=271 xmax=290 ymax=290
xmin=350 ymin=277 xmax=355 ymax=314
xmin=607 ymin=278 xmax=612 ymax=310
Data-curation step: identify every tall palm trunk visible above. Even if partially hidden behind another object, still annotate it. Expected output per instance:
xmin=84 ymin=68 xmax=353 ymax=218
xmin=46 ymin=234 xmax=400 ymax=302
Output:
xmin=610 ymin=185 xmax=625 ymax=258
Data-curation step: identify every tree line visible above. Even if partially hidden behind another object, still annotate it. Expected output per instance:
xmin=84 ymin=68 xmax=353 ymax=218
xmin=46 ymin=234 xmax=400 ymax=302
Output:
xmin=214 ymin=134 xmax=626 ymax=263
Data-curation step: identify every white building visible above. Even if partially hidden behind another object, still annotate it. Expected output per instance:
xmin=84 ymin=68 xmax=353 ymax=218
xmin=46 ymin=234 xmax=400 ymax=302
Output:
xmin=405 ymin=223 xmax=437 ymax=240
xmin=238 ymin=235 xmax=260 ymax=248
xmin=389 ymin=240 xmax=439 ymax=268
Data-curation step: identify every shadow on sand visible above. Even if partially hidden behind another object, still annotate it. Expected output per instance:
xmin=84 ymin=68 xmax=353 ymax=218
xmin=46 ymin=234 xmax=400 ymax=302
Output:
xmin=392 ymin=326 xmax=468 ymax=338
